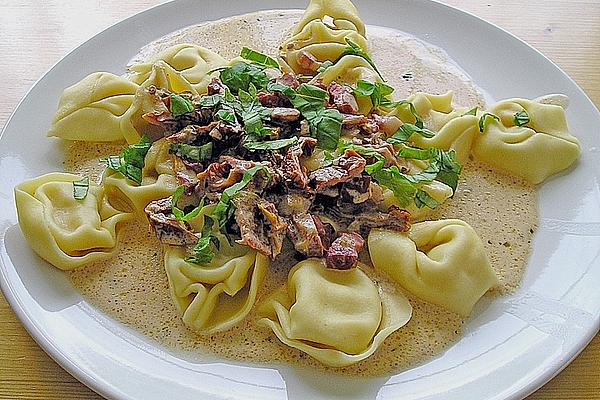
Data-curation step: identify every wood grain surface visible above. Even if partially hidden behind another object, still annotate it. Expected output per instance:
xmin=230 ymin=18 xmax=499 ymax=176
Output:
xmin=1 ymin=0 xmax=599 ymax=399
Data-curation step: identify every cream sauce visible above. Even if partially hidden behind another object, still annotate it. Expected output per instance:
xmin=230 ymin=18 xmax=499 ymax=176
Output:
xmin=65 ymin=10 xmax=537 ymax=376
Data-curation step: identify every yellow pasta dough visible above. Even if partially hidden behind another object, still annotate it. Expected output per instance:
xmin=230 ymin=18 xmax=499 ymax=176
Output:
xmin=102 ymin=138 xmax=178 ymax=214
xmin=293 ymin=0 xmax=366 ymax=36
xmin=47 ymin=72 xmax=138 ymax=142
xmin=164 ymin=241 xmax=268 ymax=334
xmin=14 ymin=172 xmax=131 ymax=270
xmin=258 ymin=258 xmax=412 ymax=367
xmin=368 ymin=220 xmax=498 ymax=316
xmin=472 ymin=98 xmax=581 ymax=184
xmin=129 ymin=43 xmax=226 ymax=94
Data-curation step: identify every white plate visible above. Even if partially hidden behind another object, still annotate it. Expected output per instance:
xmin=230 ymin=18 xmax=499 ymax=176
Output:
xmin=1 ymin=1 xmax=599 ymax=399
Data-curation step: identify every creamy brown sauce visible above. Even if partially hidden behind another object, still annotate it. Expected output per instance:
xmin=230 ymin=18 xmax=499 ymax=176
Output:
xmin=65 ymin=10 xmax=537 ymax=376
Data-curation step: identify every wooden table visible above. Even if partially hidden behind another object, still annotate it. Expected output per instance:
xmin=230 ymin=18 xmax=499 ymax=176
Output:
xmin=1 ymin=0 xmax=598 ymax=398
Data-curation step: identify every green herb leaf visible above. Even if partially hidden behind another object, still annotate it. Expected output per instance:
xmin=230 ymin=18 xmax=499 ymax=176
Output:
xmin=414 ymin=189 xmax=439 ymax=209
xmin=215 ymin=109 xmax=236 ymax=124
xmin=101 ymin=135 xmax=152 ymax=185
xmin=304 ymin=108 xmax=343 ymax=151
xmin=170 ymin=94 xmax=194 ymax=116
xmin=479 ymin=112 xmax=500 ymax=133
xmin=387 ymin=123 xmax=435 ymax=144
xmin=463 ymin=106 xmax=478 ymax=116
xmin=240 ymin=47 xmax=279 ymax=69
xmin=338 ymin=38 xmax=384 ymax=80
xmin=185 ymin=236 xmax=215 ymax=264
xmin=197 ymin=94 xmax=222 ymax=108
xmin=514 ymin=109 xmax=530 ymax=126
xmin=369 ymin=166 xmax=416 ymax=207
xmin=353 ymin=80 xmax=394 ymax=109
xmin=219 ymin=61 xmax=269 ymax=93
xmin=317 ymin=60 xmax=334 ymax=74
xmin=289 ymin=84 xmax=328 ymax=113
xmin=243 ymin=137 xmax=299 ymax=151
xmin=169 ymin=142 xmax=213 ymax=162
xmin=397 ymin=146 xmax=434 ymax=160
xmin=72 ymin=177 xmax=89 ymax=200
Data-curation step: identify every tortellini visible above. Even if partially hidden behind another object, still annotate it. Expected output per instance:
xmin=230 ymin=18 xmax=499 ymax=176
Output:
xmin=129 ymin=44 xmax=226 ymax=94
xmin=14 ymin=173 xmax=131 ymax=270
xmin=258 ymin=258 xmax=412 ymax=367
xmin=292 ymin=0 xmax=366 ymax=36
xmin=380 ymin=180 xmax=454 ymax=222
xmin=369 ymin=219 xmax=498 ymax=316
xmin=103 ymin=138 xmax=178 ymax=214
xmin=164 ymin=241 xmax=268 ymax=334
xmin=471 ymin=98 xmax=581 ymax=184
xmin=47 ymin=72 xmax=138 ymax=142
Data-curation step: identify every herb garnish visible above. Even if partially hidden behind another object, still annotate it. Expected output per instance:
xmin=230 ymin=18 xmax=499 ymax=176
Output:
xmin=514 ymin=109 xmax=530 ymax=126
xmin=353 ymin=80 xmax=394 ymax=108
xmin=478 ymin=112 xmax=500 ymax=133
xmin=463 ymin=106 xmax=478 ymax=116
xmin=169 ymin=142 xmax=213 ymax=162
xmin=101 ymin=135 xmax=152 ymax=185
xmin=240 ymin=47 xmax=280 ymax=69
xmin=219 ymin=61 xmax=270 ymax=93
xmin=214 ymin=109 xmax=237 ymax=124
xmin=171 ymin=185 xmax=204 ymax=222
xmin=317 ymin=60 xmax=334 ymax=74
xmin=169 ymin=94 xmax=194 ymax=116
xmin=72 ymin=177 xmax=89 ymax=200
xmin=244 ymin=137 xmax=299 ymax=151
xmin=337 ymin=38 xmax=384 ymax=80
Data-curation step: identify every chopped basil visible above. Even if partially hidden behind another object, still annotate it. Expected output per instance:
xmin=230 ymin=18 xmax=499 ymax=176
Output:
xmin=463 ymin=107 xmax=478 ymax=116
xmin=338 ymin=38 xmax=384 ymax=80
xmin=397 ymin=146 xmax=434 ymax=160
xmin=414 ymin=189 xmax=439 ymax=209
xmin=236 ymin=86 xmax=273 ymax=137
xmin=368 ymin=166 xmax=416 ymax=207
xmin=170 ymin=94 xmax=194 ymax=116
xmin=100 ymin=135 xmax=152 ymax=185
xmin=353 ymin=80 xmax=394 ymax=109
xmin=479 ymin=112 xmax=500 ymax=133
xmin=72 ymin=177 xmax=89 ymax=200
xmin=240 ymin=47 xmax=280 ymax=69
xmin=185 ymin=236 xmax=215 ymax=264
xmin=289 ymin=84 xmax=328 ymax=112
xmin=514 ymin=109 xmax=530 ymax=126
xmin=303 ymin=108 xmax=342 ymax=151
xmin=244 ymin=137 xmax=299 ymax=151
xmin=171 ymin=185 xmax=205 ymax=222
xmin=215 ymin=109 xmax=236 ymax=124
xmin=169 ymin=142 xmax=213 ymax=162
xmin=387 ymin=123 xmax=435 ymax=144
xmin=219 ymin=61 xmax=270 ymax=93
xmin=197 ymin=94 xmax=222 ymax=108
xmin=317 ymin=60 xmax=334 ymax=74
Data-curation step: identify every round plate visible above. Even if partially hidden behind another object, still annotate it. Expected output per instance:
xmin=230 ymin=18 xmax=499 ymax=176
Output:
xmin=1 ymin=1 xmax=599 ymax=399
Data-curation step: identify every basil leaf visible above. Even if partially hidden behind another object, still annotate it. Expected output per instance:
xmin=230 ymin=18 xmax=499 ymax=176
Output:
xmin=198 ymin=94 xmax=222 ymax=108
xmin=215 ymin=109 xmax=236 ymax=124
xmin=397 ymin=146 xmax=434 ymax=160
xmin=514 ymin=109 xmax=530 ymax=126
xmin=289 ymin=84 xmax=328 ymax=113
xmin=479 ymin=112 xmax=500 ymax=133
xmin=101 ymin=135 xmax=152 ymax=185
xmin=185 ymin=236 xmax=215 ymax=264
xmin=369 ymin=166 xmax=416 ymax=207
xmin=240 ymin=47 xmax=279 ymax=69
xmin=244 ymin=137 xmax=299 ymax=151
xmin=353 ymin=80 xmax=394 ymax=108
xmin=395 ymin=101 xmax=425 ymax=128
xmin=425 ymin=148 xmax=462 ymax=192
xmin=463 ymin=106 xmax=478 ymax=116
xmin=338 ymin=38 xmax=384 ymax=80
xmin=414 ymin=189 xmax=439 ymax=209
xmin=387 ymin=123 xmax=435 ymax=144
xmin=266 ymin=81 xmax=296 ymax=97
xmin=317 ymin=60 xmax=334 ymax=74
xmin=304 ymin=108 xmax=342 ymax=151
xmin=169 ymin=142 xmax=213 ymax=162
xmin=170 ymin=94 xmax=194 ymax=116
xmin=72 ymin=177 xmax=89 ymax=200
xmin=219 ymin=61 xmax=269 ymax=93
